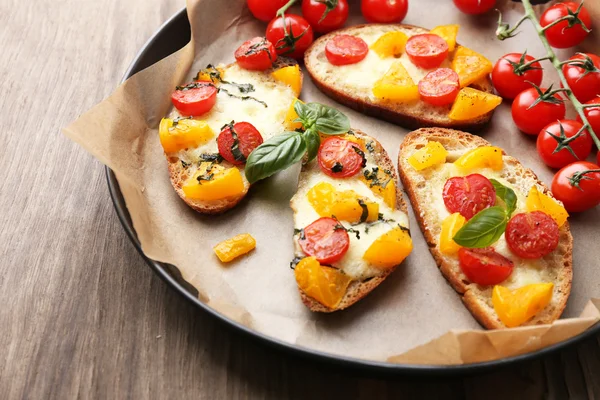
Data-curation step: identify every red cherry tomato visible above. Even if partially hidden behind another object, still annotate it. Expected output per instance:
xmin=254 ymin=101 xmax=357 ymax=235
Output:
xmin=418 ymin=68 xmax=460 ymax=106
xmin=536 ymin=120 xmax=592 ymax=169
xmin=246 ymin=0 xmax=288 ymax=22
xmin=302 ymin=0 xmax=349 ymax=34
xmin=492 ymin=53 xmax=543 ymax=100
xmin=317 ymin=137 xmax=365 ymax=178
xmin=234 ymin=37 xmax=278 ymax=71
xmin=505 ymin=212 xmax=560 ymax=259
xmin=562 ymin=53 xmax=600 ymax=104
xmin=405 ymin=34 xmax=449 ymax=70
xmin=452 ymin=0 xmax=496 ymax=15
xmin=361 ymin=0 xmax=408 ymax=23
xmin=171 ymin=81 xmax=218 ymax=117
xmin=298 ymin=217 xmax=350 ymax=264
xmin=511 ymin=87 xmax=566 ymax=135
xmin=443 ymin=174 xmax=496 ymax=220
xmin=217 ymin=122 xmax=264 ymax=165
xmin=578 ymin=98 xmax=600 ymax=136
xmin=325 ymin=34 xmax=369 ymax=66
xmin=458 ymin=247 xmax=514 ymax=286
xmin=540 ymin=2 xmax=591 ymax=49
xmin=266 ymin=14 xmax=314 ymax=60
xmin=552 ymin=161 xmax=600 ymax=212
xmin=598 ymin=150 xmax=600 ymax=166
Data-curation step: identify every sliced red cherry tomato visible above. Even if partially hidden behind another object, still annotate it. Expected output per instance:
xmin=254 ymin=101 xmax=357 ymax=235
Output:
xmin=298 ymin=217 xmax=350 ymax=264
xmin=452 ymin=0 xmax=496 ymax=15
xmin=536 ymin=120 xmax=592 ymax=169
xmin=505 ymin=212 xmax=559 ymax=259
xmin=418 ymin=68 xmax=460 ymax=106
xmin=325 ymin=34 xmax=369 ymax=66
xmin=361 ymin=0 xmax=408 ymax=23
xmin=443 ymin=174 xmax=496 ymax=220
xmin=562 ymin=53 xmax=600 ymax=104
xmin=492 ymin=53 xmax=543 ymax=100
xmin=171 ymin=81 xmax=218 ymax=116
xmin=405 ymin=34 xmax=449 ymax=70
xmin=540 ymin=2 xmax=591 ymax=49
xmin=266 ymin=14 xmax=314 ymax=60
xmin=217 ymin=122 xmax=264 ymax=165
xmin=318 ymin=137 xmax=365 ymax=178
xmin=234 ymin=37 xmax=277 ymax=71
xmin=246 ymin=0 xmax=288 ymax=22
xmin=302 ymin=0 xmax=349 ymax=34
xmin=511 ymin=87 xmax=566 ymax=135
xmin=578 ymin=98 xmax=600 ymax=136
xmin=458 ymin=247 xmax=514 ymax=286
xmin=552 ymin=161 xmax=600 ymax=212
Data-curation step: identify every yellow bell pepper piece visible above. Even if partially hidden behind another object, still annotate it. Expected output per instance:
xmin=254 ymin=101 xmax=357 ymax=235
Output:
xmin=359 ymin=168 xmax=397 ymax=208
xmin=159 ymin=118 xmax=214 ymax=153
xmin=448 ymin=87 xmax=502 ymax=121
xmin=294 ymin=257 xmax=352 ymax=309
xmin=307 ymin=182 xmax=379 ymax=223
xmin=271 ymin=65 xmax=302 ymax=96
xmin=195 ymin=65 xmax=225 ymax=83
xmin=451 ymin=46 xmax=493 ymax=88
xmin=526 ymin=186 xmax=569 ymax=227
xmin=407 ymin=141 xmax=448 ymax=171
xmin=284 ymin=98 xmax=304 ymax=131
xmin=439 ymin=213 xmax=466 ymax=255
xmin=363 ymin=226 xmax=413 ymax=269
xmin=492 ymin=283 xmax=554 ymax=328
xmin=454 ymin=146 xmax=503 ymax=171
xmin=430 ymin=24 xmax=459 ymax=52
xmin=182 ymin=163 xmax=245 ymax=201
xmin=370 ymin=31 xmax=409 ymax=58
xmin=372 ymin=61 xmax=420 ymax=102
xmin=213 ymin=233 xmax=256 ymax=263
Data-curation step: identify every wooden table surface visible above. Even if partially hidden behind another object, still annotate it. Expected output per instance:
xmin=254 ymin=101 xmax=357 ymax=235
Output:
xmin=2 ymin=0 xmax=600 ymax=398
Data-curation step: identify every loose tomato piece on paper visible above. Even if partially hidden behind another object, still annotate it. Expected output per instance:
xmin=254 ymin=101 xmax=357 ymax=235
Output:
xmin=217 ymin=122 xmax=264 ymax=165
xmin=540 ymin=2 xmax=592 ymax=49
xmin=418 ymin=68 xmax=460 ymax=106
xmin=171 ymin=81 xmax=218 ymax=116
xmin=492 ymin=53 xmax=543 ymax=100
xmin=318 ymin=137 xmax=365 ymax=178
xmin=234 ymin=37 xmax=277 ymax=71
xmin=298 ymin=217 xmax=350 ymax=264
xmin=405 ymin=34 xmax=449 ymax=70
xmin=325 ymin=34 xmax=369 ymax=66
xmin=505 ymin=212 xmax=559 ymax=259
xmin=458 ymin=247 xmax=514 ymax=286
xmin=552 ymin=161 xmax=600 ymax=212
xmin=443 ymin=174 xmax=496 ymax=220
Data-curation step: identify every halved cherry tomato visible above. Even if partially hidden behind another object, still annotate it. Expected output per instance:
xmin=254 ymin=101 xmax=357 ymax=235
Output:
xmin=492 ymin=53 xmax=543 ymax=100
xmin=552 ymin=161 xmax=600 ymax=212
xmin=361 ymin=0 xmax=408 ymax=23
xmin=536 ymin=120 xmax=592 ymax=169
xmin=298 ymin=217 xmax=350 ymax=264
xmin=234 ymin=37 xmax=277 ymax=71
xmin=217 ymin=122 xmax=264 ymax=165
xmin=562 ymin=53 xmax=600 ymax=104
xmin=246 ymin=0 xmax=288 ymax=22
xmin=405 ymin=34 xmax=449 ymax=70
xmin=458 ymin=247 xmax=514 ymax=286
xmin=171 ymin=81 xmax=218 ymax=116
xmin=452 ymin=0 xmax=495 ymax=15
xmin=266 ymin=14 xmax=314 ymax=60
xmin=302 ymin=0 xmax=349 ymax=34
xmin=443 ymin=174 xmax=496 ymax=220
xmin=325 ymin=34 xmax=369 ymax=66
xmin=505 ymin=211 xmax=559 ymax=259
xmin=318 ymin=137 xmax=365 ymax=178
xmin=578 ymin=98 xmax=600 ymax=138
xmin=418 ymin=68 xmax=460 ymax=106
xmin=540 ymin=2 xmax=591 ymax=49
xmin=511 ymin=87 xmax=566 ymax=135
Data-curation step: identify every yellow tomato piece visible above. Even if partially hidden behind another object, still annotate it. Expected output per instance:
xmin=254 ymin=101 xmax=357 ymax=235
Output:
xmin=271 ymin=65 xmax=302 ymax=96
xmin=526 ymin=186 xmax=569 ymax=227
xmin=439 ymin=213 xmax=466 ymax=255
xmin=492 ymin=283 xmax=554 ymax=328
xmin=213 ymin=233 xmax=256 ymax=263
xmin=407 ymin=141 xmax=448 ymax=171
xmin=182 ymin=163 xmax=245 ymax=201
xmin=372 ymin=61 xmax=420 ymax=102
xmin=195 ymin=65 xmax=225 ymax=83
xmin=451 ymin=46 xmax=493 ymax=88
xmin=294 ymin=257 xmax=352 ymax=309
xmin=159 ymin=118 xmax=214 ymax=153
xmin=307 ymin=182 xmax=379 ymax=223
xmin=360 ymin=168 xmax=397 ymax=208
xmin=363 ymin=226 xmax=413 ymax=269
xmin=448 ymin=87 xmax=502 ymax=121
xmin=430 ymin=24 xmax=459 ymax=52
xmin=454 ymin=146 xmax=503 ymax=171
xmin=284 ymin=98 xmax=304 ymax=131
xmin=370 ymin=31 xmax=409 ymax=58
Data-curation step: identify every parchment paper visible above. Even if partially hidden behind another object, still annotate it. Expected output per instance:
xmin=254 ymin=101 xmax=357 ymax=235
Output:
xmin=64 ymin=0 xmax=600 ymax=364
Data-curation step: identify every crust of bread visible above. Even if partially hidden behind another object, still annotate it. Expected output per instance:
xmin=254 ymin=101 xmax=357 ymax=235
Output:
xmin=295 ymin=129 xmax=409 ymax=312
xmin=304 ymin=24 xmax=495 ymax=132
xmin=397 ymin=128 xmax=573 ymax=329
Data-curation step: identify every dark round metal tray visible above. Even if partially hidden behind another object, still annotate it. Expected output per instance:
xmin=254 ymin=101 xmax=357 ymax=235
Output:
xmin=106 ymin=7 xmax=599 ymax=376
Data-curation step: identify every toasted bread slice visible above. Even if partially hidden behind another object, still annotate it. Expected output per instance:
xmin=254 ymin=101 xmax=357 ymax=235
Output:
xmin=165 ymin=58 xmax=301 ymax=214
xmin=304 ymin=24 xmax=495 ymax=131
xmin=397 ymin=128 xmax=573 ymax=329
xmin=291 ymin=130 xmax=410 ymax=312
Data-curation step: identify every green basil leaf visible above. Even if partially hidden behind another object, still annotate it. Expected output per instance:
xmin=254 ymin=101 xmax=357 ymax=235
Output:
xmin=490 ymin=179 xmax=517 ymax=217
xmin=245 ymin=132 xmax=306 ymax=184
xmin=303 ymin=129 xmax=321 ymax=163
xmin=294 ymin=101 xmax=319 ymax=129
xmin=313 ymin=104 xmax=350 ymax=135
xmin=453 ymin=206 xmax=508 ymax=248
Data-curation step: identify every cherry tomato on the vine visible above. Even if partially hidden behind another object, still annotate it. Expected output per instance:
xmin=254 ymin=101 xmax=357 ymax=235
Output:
xmin=492 ymin=53 xmax=543 ymax=100
xmin=552 ymin=161 xmax=600 ymax=212
xmin=562 ymin=53 xmax=600 ymax=104
xmin=540 ymin=2 xmax=592 ymax=49
xmin=578 ymin=98 xmax=600 ymax=143
xmin=247 ymin=0 xmax=288 ymax=22
xmin=536 ymin=120 xmax=592 ymax=169
xmin=302 ymin=0 xmax=349 ymax=34
xmin=234 ymin=37 xmax=278 ymax=71
xmin=361 ymin=0 xmax=408 ymax=23
xmin=511 ymin=87 xmax=566 ymax=135
xmin=266 ymin=14 xmax=314 ymax=60
xmin=452 ymin=0 xmax=496 ymax=15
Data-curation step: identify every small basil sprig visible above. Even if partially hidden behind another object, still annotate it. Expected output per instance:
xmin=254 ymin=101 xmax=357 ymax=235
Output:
xmin=453 ymin=180 xmax=517 ymax=248
xmin=245 ymin=102 xmax=350 ymax=184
